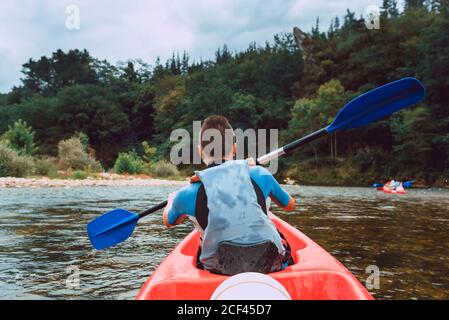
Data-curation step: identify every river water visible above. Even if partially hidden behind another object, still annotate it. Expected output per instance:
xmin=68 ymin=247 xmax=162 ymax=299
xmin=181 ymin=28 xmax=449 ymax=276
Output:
xmin=0 ymin=185 xmax=448 ymax=300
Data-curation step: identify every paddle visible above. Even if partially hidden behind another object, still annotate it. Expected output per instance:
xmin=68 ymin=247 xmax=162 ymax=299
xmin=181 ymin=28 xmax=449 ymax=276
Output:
xmin=403 ymin=181 xmax=414 ymax=188
xmin=87 ymin=77 xmax=425 ymax=250
xmin=257 ymin=77 xmax=425 ymax=164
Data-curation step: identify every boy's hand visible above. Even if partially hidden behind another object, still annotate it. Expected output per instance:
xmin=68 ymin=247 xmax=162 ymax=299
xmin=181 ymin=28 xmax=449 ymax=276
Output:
xmin=163 ymin=192 xmax=178 ymax=228
xmin=247 ymin=157 xmax=256 ymax=166
xmin=167 ymin=192 xmax=177 ymax=204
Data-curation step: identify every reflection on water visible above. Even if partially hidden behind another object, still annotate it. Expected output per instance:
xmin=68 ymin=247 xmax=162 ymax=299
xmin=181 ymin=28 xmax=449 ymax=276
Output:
xmin=0 ymin=185 xmax=448 ymax=299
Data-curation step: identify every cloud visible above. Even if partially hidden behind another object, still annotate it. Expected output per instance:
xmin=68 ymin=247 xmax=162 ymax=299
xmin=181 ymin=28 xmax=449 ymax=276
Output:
xmin=0 ymin=0 xmax=386 ymax=93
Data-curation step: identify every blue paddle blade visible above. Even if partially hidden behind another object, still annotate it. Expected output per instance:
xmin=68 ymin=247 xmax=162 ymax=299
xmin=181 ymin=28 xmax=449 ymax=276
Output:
xmin=326 ymin=77 xmax=425 ymax=133
xmin=403 ymin=181 xmax=414 ymax=188
xmin=372 ymin=183 xmax=384 ymax=188
xmin=87 ymin=208 xmax=139 ymax=250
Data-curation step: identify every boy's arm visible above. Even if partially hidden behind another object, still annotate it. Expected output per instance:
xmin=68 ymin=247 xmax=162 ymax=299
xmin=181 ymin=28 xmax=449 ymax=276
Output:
xmin=269 ymin=175 xmax=295 ymax=211
xmin=162 ymin=191 xmax=188 ymax=227
xmin=254 ymin=166 xmax=295 ymax=211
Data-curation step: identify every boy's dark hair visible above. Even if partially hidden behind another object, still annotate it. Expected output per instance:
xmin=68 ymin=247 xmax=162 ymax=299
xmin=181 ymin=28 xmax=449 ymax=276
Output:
xmin=200 ymin=115 xmax=235 ymax=160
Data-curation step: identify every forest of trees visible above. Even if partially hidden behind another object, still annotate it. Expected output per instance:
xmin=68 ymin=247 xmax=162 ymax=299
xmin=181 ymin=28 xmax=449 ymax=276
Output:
xmin=0 ymin=2 xmax=448 ymax=185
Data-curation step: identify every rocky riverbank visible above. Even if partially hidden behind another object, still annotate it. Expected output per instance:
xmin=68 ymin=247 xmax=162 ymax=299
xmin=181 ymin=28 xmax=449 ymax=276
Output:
xmin=0 ymin=174 xmax=188 ymax=188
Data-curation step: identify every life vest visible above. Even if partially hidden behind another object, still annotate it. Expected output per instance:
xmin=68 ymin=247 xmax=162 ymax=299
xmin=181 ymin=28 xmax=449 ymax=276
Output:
xmin=194 ymin=160 xmax=285 ymax=274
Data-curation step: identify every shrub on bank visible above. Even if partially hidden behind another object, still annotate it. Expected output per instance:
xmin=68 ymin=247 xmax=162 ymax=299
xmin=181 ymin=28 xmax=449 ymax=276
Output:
xmin=72 ymin=170 xmax=88 ymax=180
xmin=0 ymin=142 xmax=35 ymax=177
xmin=34 ymin=157 xmax=58 ymax=177
xmin=113 ymin=151 xmax=145 ymax=174
xmin=58 ymin=137 xmax=102 ymax=172
xmin=149 ymin=160 xmax=180 ymax=178
xmin=141 ymin=141 xmax=158 ymax=163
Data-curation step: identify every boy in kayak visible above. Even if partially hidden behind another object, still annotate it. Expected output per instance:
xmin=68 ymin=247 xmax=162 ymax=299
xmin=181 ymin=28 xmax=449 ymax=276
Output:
xmin=163 ymin=115 xmax=295 ymax=275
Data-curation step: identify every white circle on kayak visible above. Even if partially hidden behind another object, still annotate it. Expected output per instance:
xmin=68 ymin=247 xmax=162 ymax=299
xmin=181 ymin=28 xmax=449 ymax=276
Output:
xmin=210 ymin=272 xmax=291 ymax=300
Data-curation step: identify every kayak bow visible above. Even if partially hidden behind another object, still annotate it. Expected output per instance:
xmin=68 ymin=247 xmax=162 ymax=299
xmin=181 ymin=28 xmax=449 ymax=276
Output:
xmin=382 ymin=182 xmax=406 ymax=194
xmin=135 ymin=214 xmax=374 ymax=300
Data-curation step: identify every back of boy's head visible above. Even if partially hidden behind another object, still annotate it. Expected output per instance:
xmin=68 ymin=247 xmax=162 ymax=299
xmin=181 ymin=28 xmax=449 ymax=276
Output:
xmin=200 ymin=115 xmax=235 ymax=162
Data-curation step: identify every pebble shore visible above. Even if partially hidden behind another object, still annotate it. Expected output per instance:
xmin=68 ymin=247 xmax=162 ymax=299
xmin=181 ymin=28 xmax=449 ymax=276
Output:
xmin=0 ymin=173 xmax=188 ymax=188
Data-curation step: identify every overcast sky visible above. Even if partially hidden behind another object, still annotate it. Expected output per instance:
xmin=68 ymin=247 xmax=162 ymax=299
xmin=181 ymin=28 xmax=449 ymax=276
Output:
xmin=0 ymin=0 xmax=395 ymax=93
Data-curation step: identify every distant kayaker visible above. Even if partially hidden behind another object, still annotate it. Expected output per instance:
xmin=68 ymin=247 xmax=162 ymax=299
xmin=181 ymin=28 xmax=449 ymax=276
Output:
xmin=388 ymin=179 xmax=401 ymax=190
xmin=163 ymin=115 xmax=295 ymax=275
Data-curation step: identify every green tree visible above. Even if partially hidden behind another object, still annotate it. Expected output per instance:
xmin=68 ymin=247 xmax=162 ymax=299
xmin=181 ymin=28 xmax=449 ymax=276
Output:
xmin=228 ymin=93 xmax=264 ymax=129
xmin=382 ymin=0 xmax=399 ymax=17
xmin=417 ymin=17 xmax=449 ymax=172
xmin=152 ymin=75 xmax=187 ymax=148
xmin=389 ymin=107 xmax=433 ymax=177
xmin=404 ymin=0 xmax=425 ymax=11
xmin=22 ymin=49 xmax=98 ymax=96
xmin=287 ymin=80 xmax=349 ymax=161
xmin=1 ymin=119 xmax=37 ymax=155
xmin=55 ymin=84 xmax=131 ymax=165
xmin=141 ymin=141 xmax=158 ymax=163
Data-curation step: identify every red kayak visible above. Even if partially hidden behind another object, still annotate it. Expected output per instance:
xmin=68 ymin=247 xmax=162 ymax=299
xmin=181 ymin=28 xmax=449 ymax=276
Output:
xmin=136 ymin=214 xmax=373 ymax=300
xmin=382 ymin=181 xmax=406 ymax=194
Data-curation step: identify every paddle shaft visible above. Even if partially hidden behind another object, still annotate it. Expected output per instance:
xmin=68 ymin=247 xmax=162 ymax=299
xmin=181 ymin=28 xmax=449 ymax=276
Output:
xmin=138 ymin=200 xmax=168 ymax=219
xmin=257 ymin=128 xmax=327 ymax=165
